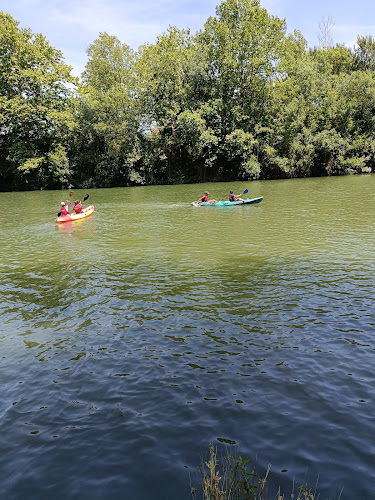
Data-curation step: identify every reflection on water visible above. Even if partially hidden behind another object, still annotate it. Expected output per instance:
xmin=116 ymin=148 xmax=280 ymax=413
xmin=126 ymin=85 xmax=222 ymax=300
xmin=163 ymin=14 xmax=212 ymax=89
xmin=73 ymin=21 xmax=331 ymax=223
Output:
xmin=1 ymin=177 xmax=375 ymax=498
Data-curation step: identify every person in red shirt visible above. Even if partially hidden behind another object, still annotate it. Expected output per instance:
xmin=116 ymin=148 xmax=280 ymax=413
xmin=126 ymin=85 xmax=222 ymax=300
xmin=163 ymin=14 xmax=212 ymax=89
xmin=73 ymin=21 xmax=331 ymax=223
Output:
xmin=60 ymin=200 xmax=71 ymax=215
xmin=73 ymin=200 xmax=83 ymax=214
xmin=196 ymin=191 xmax=217 ymax=204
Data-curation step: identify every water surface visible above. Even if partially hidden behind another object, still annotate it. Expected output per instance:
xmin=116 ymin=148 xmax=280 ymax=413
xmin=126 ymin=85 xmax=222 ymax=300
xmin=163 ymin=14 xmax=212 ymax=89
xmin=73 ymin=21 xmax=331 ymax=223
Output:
xmin=1 ymin=176 xmax=375 ymax=499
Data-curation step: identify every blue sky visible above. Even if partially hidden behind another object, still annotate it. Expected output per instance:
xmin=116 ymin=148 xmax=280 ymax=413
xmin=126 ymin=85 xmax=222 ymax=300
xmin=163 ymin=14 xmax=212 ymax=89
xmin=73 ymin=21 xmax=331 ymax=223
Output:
xmin=2 ymin=0 xmax=375 ymax=78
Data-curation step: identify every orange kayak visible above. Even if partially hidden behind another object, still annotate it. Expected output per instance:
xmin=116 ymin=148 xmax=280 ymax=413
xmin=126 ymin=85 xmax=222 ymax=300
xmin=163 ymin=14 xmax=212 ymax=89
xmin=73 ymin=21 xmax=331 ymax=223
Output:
xmin=55 ymin=205 xmax=95 ymax=223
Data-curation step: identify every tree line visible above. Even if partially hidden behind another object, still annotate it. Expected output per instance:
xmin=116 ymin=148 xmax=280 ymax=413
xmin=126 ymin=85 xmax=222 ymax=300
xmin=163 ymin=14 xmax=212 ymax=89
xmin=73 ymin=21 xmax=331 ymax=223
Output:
xmin=1 ymin=0 xmax=375 ymax=191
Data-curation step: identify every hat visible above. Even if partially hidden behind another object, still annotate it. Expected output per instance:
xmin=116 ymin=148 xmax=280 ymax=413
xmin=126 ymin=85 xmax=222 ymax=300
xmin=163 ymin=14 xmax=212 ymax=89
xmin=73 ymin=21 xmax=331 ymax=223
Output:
xmin=61 ymin=202 xmax=65 ymax=206
xmin=205 ymin=191 xmax=209 ymax=195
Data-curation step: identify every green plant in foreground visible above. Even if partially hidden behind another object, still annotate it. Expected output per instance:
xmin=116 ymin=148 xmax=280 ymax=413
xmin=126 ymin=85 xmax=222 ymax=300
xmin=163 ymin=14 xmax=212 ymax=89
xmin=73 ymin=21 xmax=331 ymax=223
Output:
xmin=191 ymin=444 xmax=270 ymax=500
xmin=191 ymin=444 xmax=344 ymax=500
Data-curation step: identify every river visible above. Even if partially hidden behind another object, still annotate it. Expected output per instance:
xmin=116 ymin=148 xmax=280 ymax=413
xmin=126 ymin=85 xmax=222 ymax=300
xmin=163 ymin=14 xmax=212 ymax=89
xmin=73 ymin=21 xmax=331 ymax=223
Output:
xmin=1 ymin=175 xmax=375 ymax=499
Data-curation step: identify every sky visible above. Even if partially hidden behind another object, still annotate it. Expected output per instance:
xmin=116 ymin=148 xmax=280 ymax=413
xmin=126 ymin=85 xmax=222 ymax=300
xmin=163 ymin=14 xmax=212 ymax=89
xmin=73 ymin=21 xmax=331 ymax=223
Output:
xmin=1 ymin=0 xmax=375 ymax=78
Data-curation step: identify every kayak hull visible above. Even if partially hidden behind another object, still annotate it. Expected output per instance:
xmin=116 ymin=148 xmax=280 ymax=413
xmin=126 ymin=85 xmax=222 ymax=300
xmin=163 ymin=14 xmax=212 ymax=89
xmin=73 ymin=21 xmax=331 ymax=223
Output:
xmin=55 ymin=205 xmax=95 ymax=223
xmin=191 ymin=196 xmax=263 ymax=207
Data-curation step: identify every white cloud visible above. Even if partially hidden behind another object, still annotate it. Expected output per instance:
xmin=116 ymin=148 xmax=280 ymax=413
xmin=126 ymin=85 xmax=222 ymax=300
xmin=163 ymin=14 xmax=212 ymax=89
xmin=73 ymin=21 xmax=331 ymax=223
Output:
xmin=4 ymin=0 xmax=374 ymax=77
xmin=13 ymin=0 xmax=218 ymax=74
xmin=48 ymin=0 xmax=219 ymax=75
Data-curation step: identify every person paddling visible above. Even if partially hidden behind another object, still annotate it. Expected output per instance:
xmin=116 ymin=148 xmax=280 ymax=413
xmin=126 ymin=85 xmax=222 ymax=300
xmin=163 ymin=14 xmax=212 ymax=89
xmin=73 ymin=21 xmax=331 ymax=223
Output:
xmin=73 ymin=200 xmax=83 ymax=214
xmin=229 ymin=190 xmax=243 ymax=202
xmin=60 ymin=200 xmax=71 ymax=216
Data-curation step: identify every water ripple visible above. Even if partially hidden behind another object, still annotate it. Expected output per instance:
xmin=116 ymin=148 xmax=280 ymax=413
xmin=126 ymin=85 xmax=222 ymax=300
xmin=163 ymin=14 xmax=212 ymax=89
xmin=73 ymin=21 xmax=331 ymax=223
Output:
xmin=1 ymin=179 xmax=375 ymax=498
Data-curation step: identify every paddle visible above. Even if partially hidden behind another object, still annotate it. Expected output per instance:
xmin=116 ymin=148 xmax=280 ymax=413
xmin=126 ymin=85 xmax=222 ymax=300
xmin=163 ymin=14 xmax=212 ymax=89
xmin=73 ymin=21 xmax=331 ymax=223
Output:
xmin=235 ymin=188 xmax=248 ymax=200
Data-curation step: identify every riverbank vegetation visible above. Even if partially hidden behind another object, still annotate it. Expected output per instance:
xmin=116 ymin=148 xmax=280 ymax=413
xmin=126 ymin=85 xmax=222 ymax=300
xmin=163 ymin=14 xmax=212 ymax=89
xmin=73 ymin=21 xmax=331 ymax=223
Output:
xmin=2 ymin=0 xmax=375 ymax=191
xmin=191 ymin=444 xmax=343 ymax=499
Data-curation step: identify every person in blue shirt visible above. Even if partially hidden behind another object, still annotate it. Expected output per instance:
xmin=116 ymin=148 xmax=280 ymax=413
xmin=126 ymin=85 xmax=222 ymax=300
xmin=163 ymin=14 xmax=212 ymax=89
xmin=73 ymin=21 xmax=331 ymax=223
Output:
xmin=229 ymin=190 xmax=243 ymax=202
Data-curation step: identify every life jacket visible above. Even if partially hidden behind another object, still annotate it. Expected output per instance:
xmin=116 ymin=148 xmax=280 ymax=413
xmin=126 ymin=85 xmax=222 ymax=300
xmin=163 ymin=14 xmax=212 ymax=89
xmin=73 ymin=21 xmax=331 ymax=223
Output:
xmin=74 ymin=204 xmax=82 ymax=213
xmin=229 ymin=193 xmax=235 ymax=201
xmin=61 ymin=205 xmax=69 ymax=215
xmin=201 ymin=194 xmax=208 ymax=202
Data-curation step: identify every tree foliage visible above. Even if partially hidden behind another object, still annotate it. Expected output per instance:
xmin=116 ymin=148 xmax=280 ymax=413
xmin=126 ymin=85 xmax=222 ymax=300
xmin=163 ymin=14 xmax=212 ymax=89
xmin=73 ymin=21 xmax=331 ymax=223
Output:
xmin=2 ymin=1 xmax=375 ymax=191
xmin=0 ymin=11 xmax=77 ymax=190
xmin=72 ymin=33 xmax=140 ymax=187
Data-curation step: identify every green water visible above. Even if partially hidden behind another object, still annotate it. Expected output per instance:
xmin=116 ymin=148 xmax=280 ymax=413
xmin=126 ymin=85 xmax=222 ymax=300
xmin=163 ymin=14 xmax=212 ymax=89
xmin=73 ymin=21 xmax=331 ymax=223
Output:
xmin=1 ymin=175 xmax=374 ymax=270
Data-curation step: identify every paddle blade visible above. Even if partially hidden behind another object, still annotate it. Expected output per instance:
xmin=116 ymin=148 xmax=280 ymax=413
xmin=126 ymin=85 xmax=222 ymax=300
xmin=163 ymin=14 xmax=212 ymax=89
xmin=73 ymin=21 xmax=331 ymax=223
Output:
xmin=69 ymin=191 xmax=74 ymax=197
xmin=83 ymin=194 xmax=89 ymax=202
xmin=57 ymin=212 xmax=61 ymax=217
xmin=243 ymin=189 xmax=248 ymax=194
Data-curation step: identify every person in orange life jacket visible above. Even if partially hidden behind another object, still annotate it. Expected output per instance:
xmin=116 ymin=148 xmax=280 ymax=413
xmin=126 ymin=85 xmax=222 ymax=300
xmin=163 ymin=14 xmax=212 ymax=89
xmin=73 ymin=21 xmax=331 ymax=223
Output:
xmin=196 ymin=191 xmax=217 ymax=204
xmin=73 ymin=200 xmax=83 ymax=214
xmin=229 ymin=190 xmax=243 ymax=202
xmin=60 ymin=200 xmax=71 ymax=215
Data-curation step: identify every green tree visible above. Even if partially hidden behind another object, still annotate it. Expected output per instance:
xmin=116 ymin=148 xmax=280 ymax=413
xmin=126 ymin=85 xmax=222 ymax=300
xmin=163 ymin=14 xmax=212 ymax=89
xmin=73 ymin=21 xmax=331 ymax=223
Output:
xmin=0 ymin=11 xmax=77 ymax=190
xmin=202 ymin=0 xmax=286 ymax=129
xmin=270 ymin=34 xmax=375 ymax=178
xmin=134 ymin=27 xmax=212 ymax=183
xmin=354 ymin=35 xmax=375 ymax=71
xmin=311 ymin=44 xmax=354 ymax=75
xmin=200 ymin=0 xmax=287 ymax=179
xmin=268 ymin=32 xmax=327 ymax=177
xmin=74 ymin=33 xmax=141 ymax=187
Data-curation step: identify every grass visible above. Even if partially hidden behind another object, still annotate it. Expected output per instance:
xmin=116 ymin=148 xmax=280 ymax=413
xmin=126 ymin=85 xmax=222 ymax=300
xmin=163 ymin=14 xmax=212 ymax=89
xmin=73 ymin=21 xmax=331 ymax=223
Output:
xmin=191 ymin=444 xmax=343 ymax=500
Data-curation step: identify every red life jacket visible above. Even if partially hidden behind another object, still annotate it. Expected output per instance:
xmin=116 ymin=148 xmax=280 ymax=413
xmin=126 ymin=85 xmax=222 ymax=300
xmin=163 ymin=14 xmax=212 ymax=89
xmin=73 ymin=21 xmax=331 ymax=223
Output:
xmin=74 ymin=204 xmax=82 ymax=213
xmin=61 ymin=205 xmax=69 ymax=215
xmin=201 ymin=194 xmax=208 ymax=202
xmin=229 ymin=193 xmax=235 ymax=201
